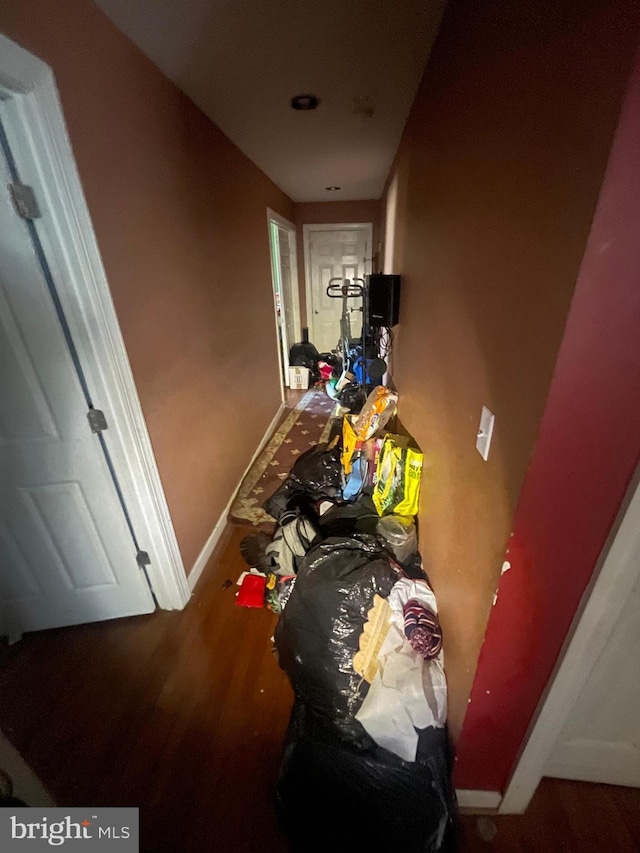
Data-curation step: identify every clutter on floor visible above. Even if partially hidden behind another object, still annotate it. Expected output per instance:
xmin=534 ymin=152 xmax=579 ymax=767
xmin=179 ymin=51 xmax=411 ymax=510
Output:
xmin=235 ymin=571 xmax=266 ymax=608
xmin=288 ymin=365 xmax=310 ymax=389
xmin=289 ymin=277 xmax=396 ymax=416
xmin=232 ymin=379 xmax=456 ymax=851
xmin=228 ymin=389 xmax=336 ymax=529
xmin=232 ymin=277 xmax=401 ymax=530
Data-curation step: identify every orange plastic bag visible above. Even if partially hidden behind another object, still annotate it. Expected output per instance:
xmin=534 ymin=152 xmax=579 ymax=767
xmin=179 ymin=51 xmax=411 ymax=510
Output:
xmin=352 ymin=386 xmax=398 ymax=441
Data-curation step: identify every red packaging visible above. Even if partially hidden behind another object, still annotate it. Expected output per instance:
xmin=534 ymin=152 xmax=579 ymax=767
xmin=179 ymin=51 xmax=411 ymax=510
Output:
xmin=236 ymin=573 xmax=266 ymax=608
xmin=318 ymin=361 xmax=334 ymax=381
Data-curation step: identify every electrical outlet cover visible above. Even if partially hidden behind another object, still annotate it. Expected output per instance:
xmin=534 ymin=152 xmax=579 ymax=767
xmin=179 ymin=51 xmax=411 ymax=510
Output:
xmin=476 ymin=406 xmax=495 ymax=461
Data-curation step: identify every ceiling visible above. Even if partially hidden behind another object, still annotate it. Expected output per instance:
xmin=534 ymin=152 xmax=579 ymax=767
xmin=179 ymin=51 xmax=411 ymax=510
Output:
xmin=93 ymin=0 xmax=445 ymax=202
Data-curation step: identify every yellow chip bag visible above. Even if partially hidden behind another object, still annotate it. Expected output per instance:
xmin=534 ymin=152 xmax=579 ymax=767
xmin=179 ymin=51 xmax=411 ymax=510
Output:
xmin=341 ymin=414 xmax=360 ymax=476
xmin=373 ymin=434 xmax=423 ymax=517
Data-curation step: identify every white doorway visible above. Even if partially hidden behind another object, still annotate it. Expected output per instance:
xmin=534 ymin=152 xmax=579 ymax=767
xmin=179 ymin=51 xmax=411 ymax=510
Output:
xmin=545 ymin=565 xmax=640 ymax=788
xmin=0 ymin=34 xmax=189 ymax=639
xmin=0 ymin=107 xmax=156 ymax=635
xmin=500 ymin=472 xmax=640 ymax=813
xmin=303 ymin=223 xmax=373 ymax=354
xmin=267 ymin=210 xmax=301 ymax=392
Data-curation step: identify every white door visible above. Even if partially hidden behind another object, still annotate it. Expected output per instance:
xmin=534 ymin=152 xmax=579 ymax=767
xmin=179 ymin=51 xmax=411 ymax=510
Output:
xmin=269 ymin=215 xmax=301 ymax=388
xmin=545 ymin=566 xmax=640 ymax=787
xmin=0 ymin=115 xmax=155 ymax=638
xmin=279 ymin=228 xmax=299 ymax=359
xmin=305 ymin=224 xmax=372 ymax=353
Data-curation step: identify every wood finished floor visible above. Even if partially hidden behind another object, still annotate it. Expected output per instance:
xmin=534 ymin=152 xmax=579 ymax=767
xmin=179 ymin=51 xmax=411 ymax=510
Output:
xmin=283 ymin=386 xmax=308 ymax=408
xmin=1 ymin=524 xmax=639 ymax=852
xmin=458 ymin=779 xmax=640 ymax=852
xmin=0 ymin=526 xmax=293 ymax=853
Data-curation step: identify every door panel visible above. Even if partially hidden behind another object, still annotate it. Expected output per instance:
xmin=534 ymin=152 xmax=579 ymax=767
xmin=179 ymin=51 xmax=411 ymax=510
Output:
xmin=0 ymin=280 xmax=62 ymax=441
xmin=307 ymin=226 xmax=371 ymax=353
xmin=20 ymin=482 xmax=118 ymax=590
xmin=270 ymin=220 xmax=300 ymax=386
xmin=0 ymin=519 xmax=41 ymax=600
xmin=278 ymin=228 xmax=298 ymax=353
xmin=545 ymin=574 xmax=640 ymax=787
xmin=0 ymin=110 xmax=154 ymax=637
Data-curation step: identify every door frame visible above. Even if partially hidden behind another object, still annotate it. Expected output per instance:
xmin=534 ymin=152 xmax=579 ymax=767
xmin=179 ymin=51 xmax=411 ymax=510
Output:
xmin=499 ymin=471 xmax=640 ymax=813
xmin=302 ymin=221 xmax=373 ymax=345
xmin=0 ymin=34 xmax=189 ymax=610
xmin=267 ymin=209 xmax=301 ymax=397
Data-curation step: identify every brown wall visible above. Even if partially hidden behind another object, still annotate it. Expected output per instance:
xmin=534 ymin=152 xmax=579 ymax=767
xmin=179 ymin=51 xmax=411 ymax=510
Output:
xmin=381 ymin=0 xmax=640 ymax=739
xmin=0 ymin=0 xmax=294 ymax=573
xmin=294 ymin=200 xmax=382 ymax=328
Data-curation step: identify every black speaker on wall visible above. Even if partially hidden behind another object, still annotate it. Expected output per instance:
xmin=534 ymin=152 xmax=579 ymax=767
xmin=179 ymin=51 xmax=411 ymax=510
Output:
xmin=366 ymin=274 xmax=401 ymax=327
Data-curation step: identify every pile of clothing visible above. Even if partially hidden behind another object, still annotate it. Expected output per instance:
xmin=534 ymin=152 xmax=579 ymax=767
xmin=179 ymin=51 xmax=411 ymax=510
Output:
xmin=238 ymin=386 xmax=456 ymax=852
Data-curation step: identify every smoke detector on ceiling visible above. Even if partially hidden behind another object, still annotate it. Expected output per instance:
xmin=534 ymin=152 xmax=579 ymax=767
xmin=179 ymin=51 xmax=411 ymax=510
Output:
xmin=291 ymin=94 xmax=320 ymax=111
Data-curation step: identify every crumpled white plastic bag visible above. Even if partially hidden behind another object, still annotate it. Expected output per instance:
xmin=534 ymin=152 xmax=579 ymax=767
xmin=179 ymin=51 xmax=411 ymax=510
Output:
xmin=355 ymin=577 xmax=447 ymax=762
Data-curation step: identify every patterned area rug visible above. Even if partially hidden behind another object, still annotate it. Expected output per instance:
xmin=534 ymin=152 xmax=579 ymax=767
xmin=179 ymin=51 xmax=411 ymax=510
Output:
xmin=228 ymin=389 xmax=337 ymax=529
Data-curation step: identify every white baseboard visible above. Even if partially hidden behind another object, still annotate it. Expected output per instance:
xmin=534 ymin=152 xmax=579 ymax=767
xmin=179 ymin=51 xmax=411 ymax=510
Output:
xmin=187 ymin=499 xmax=234 ymax=593
xmin=187 ymin=402 xmax=286 ymax=592
xmin=456 ymin=789 xmax=502 ymax=811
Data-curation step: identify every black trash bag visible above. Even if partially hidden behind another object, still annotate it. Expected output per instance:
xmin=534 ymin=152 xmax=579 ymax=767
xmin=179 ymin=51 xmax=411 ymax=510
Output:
xmin=398 ymin=549 xmax=431 ymax=582
xmin=317 ymin=494 xmax=379 ymax=539
xmin=273 ymin=492 xmax=322 ymax=527
xmin=289 ymin=340 xmax=320 ymax=382
xmin=318 ymin=351 xmax=341 ymax=367
xmin=337 ymin=381 xmax=367 ymax=413
xmin=263 ymin=478 xmax=304 ymax=522
xmin=277 ymin=702 xmax=457 ymax=853
xmin=275 ymin=533 xmax=399 ymax=745
xmin=263 ymin=444 xmax=342 ymax=521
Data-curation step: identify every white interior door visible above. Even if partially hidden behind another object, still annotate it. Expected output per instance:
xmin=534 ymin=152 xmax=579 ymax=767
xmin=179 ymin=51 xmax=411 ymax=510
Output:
xmin=0 ymin=115 xmax=155 ymax=638
xmin=278 ymin=228 xmax=299 ymax=355
xmin=545 ymin=567 xmax=640 ymax=787
xmin=305 ymin=224 xmax=372 ymax=353
xmin=268 ymin=213 xmax=300 ymax=389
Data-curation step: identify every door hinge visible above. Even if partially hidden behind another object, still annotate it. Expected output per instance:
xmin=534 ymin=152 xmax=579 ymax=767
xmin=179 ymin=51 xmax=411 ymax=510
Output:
xmin=9 ymin=181 xmax=41 ymax=220
xmin=87 ymin=408 xmax=108 ymax=433
xmin=136 ymin=550 xmax=151 ymax=569
xmin=136 ymin=550 xmax=159 ymax=607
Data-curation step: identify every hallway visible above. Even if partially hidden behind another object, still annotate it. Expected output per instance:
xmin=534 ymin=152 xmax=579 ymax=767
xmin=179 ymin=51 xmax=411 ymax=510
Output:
xmin=2 ymin=0 xmax=640 ymax=845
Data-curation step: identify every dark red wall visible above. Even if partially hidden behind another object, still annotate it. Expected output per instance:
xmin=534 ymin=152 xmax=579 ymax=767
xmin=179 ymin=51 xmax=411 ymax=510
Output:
xmin=455 ymin=49 xmax=640 ymax=792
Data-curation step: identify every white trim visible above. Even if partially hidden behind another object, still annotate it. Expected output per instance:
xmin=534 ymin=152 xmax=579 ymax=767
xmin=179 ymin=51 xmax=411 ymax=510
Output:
xmin=500 ymin=472 xmax=640 ymax=814
xmin=267 ymin=216 xmax=286 ymax=402
xmin=267 ymin=209 xmax=301 ymax=397
xmin=0 ymin=34 xmax=189 ymax=610
xmin=187 ymin=402 xmax=286 ymax=592
xmin=283 ymin=218 xmax=302 ymax=342
xmin=302 ymin=221 xmax=374 ymax=231
xmin=456 ymin=790 xmax=502 ymax=811
xmin=186 ymin=495 xmax=233 ymax=594
xmin=267 ymin=208 xmax=296 ymax=233
xmin=302 ymin=221 xmax=373 ymax=340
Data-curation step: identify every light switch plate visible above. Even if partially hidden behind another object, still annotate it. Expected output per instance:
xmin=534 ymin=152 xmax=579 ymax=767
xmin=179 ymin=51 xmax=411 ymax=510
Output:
xmin=476 ymin=405 xmax=495 ymax=461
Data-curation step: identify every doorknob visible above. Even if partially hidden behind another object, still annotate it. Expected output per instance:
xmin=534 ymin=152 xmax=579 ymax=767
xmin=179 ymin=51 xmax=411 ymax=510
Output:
xmin=314 ymin=310 xmax=319 ymax=314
